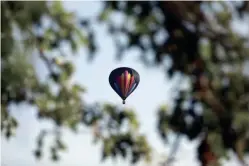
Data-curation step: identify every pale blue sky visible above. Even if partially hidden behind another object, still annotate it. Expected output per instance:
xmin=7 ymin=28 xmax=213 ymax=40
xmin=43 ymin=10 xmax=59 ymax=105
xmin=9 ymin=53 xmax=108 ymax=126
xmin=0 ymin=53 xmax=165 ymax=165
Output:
xmin=1 ymin=2 xmax=248 ymax=166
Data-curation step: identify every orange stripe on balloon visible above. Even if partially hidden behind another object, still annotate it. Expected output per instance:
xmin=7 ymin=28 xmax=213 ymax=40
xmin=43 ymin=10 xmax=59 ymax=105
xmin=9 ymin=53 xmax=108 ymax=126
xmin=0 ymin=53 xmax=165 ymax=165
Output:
xmin=125 ymin=72 xmax=131 ymax=96
xmin=121 ymin=73 xmax=125 ymax=96
xmin=129 ymin=76 xmax=134 ymax=92
xmin=124 ymin=71 xmax=128 ymax=95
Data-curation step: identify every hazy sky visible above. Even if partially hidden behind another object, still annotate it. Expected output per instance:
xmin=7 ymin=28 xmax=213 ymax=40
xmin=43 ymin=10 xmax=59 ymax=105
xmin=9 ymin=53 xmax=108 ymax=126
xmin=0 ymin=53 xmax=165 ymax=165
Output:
xmin=1 ymin=2 xmax=248 ymax=166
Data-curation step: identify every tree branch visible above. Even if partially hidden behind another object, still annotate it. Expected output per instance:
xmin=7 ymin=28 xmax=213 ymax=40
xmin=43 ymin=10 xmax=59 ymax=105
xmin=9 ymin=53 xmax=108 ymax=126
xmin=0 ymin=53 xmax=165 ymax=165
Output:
xmin=162 ymin=133 xmax=181 ymax=166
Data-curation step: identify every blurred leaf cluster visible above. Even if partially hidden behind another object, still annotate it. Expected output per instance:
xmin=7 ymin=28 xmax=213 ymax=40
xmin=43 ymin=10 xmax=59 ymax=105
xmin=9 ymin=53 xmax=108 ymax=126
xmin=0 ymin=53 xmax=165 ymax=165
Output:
xmin=1 ymin=1 xmax=150 ymax=164
xmin=98 ymin=1 xmax=249 ymax=166
xmin=1 ymin=1 xmax=249 ymax=166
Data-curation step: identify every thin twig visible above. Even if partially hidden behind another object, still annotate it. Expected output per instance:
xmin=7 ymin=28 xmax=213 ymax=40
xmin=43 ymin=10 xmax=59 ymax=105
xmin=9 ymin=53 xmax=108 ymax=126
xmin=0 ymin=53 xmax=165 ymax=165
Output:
xmin=162 ymin=133 xmax=181 ymax=166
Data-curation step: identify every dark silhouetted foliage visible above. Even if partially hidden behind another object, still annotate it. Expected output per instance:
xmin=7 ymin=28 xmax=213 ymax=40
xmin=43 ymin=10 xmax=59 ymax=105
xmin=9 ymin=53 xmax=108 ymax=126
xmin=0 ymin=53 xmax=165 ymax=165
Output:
xmin=1 ymin=1 xmax=249 ymax=166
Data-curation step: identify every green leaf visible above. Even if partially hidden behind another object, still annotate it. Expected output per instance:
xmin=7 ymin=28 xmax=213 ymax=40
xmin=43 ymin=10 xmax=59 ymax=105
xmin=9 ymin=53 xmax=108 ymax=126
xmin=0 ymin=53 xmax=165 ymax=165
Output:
xmin=207 ymin=132 xmax=227 ymax=158
xmin=98 ymin=7 xmax=112 ymax=21
xmin=200 ymin=40 xmax=211 ymax=60
xmin=10 ymin=117 xmax=18 ymax=127
xmin=72 ymin=84 xmax=86 ymax=94
xmin=104 ymin=104 xmax=116 ymax=115
xmin=70 ymin=39 xmax=78 ymax=53
xmin=233 ymin=112 xmax=249 ymax=134
xmin=44 ymin=28 xmax=56 ymax=41
xmin=51 ymin=1 xmax=64 ymax=14
xmin=159 ymin=104 xmax=168 ymax=113
xmin=75 ymin=28 xmax=89 ymax=46
xmin=67 ymin=120 xmax=79 ymax=132
xmin=125 ymin=111 xmax=139 ymax=130
xmin=58 ymin=62 xmax=74 ymax=82
xmin=59 ymin=72 xmax=69 ymax=82
xmin=35 ymin=97 xmax=49 ymax=110
xmin=103 ymin=138 xmax=114 ymax=158
xmin=203 ymin=108 xmax=219 ymax=127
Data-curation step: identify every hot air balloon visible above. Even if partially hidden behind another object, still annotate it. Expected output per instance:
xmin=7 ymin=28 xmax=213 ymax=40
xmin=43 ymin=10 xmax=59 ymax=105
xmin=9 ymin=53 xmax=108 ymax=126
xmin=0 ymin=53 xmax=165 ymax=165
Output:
xmin=109 ymin=67 xmax=140 ymax=104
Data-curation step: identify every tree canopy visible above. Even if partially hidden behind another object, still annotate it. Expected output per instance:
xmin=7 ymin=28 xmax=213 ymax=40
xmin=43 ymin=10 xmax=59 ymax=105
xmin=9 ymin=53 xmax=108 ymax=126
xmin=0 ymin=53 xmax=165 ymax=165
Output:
xmin=1 ymin=1 xmax=249 ymax=166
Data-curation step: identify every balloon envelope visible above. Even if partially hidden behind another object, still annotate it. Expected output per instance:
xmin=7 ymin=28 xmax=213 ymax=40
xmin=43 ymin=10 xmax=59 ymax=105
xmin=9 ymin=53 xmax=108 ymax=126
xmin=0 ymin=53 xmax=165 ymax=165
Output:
xmin=109 ymin=67 xmax=140 ymax=104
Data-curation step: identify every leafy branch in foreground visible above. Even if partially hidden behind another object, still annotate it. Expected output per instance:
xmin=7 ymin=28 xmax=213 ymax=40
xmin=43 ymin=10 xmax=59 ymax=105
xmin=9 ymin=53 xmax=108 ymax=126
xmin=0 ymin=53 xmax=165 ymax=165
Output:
xmin=1 ymin=1 xmax=249 ymax=166
xmin=1 ymin=1 xmax=151 ymax=163
xmin=97 ymin=1 xmax=249 ymax=166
